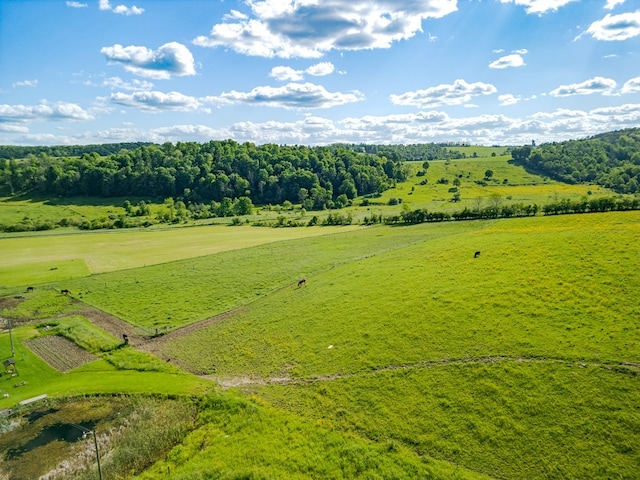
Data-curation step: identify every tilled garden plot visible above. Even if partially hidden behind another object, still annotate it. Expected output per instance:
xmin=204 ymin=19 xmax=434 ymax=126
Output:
xmin=25 ymin=336 xmax=97 ymax=372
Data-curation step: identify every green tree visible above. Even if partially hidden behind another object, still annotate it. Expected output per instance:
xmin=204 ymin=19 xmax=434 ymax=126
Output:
xmin=233 ymin=196 xmax=254 ymax=216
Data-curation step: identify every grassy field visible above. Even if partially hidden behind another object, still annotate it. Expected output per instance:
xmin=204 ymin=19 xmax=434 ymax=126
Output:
xmin=0 ymin=224 xmax=360 ymax=288
xmin=1 ymin=154 xmax=639 ymax=479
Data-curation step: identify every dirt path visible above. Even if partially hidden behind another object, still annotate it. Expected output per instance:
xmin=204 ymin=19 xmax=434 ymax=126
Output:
xmin=138 ymin=307 xmax=246 ymax=360
xmin=209 ymin=355 xmax=640 ymax=390
xmin=74 ymin=302 xmax=147 ymax=347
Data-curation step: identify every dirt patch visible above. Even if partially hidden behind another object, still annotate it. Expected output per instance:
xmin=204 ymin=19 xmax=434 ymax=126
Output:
xmin=25 ymin=336 xmax=97 ymax=372
xmin=73 ymin=302 xmax=146 ymax=347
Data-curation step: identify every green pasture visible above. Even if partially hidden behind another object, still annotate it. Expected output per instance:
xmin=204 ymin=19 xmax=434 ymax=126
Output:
xmin=254 ymin=362 xmax=640 ymax=480
xmin=1 ymin=207 xmax=639 ymax=478
xmin=372 ymin=156 xmax=614 ymax=213
xmin=58 ymin=222 xmax=474 ymax=330
xmin=0 ymin=195 xmax=127 ymax=227
xmin=136 ymin=393 xmax=488 ymax=480
xmin=0 ymin=224 xmax=360 ymax=289
xmin=446 ymin=145 xmax=510 ymax=158
xmin=159 ymin=211 xmax=640 ymax=378
xmin=143 ymin=210 xmax=640 ymax=479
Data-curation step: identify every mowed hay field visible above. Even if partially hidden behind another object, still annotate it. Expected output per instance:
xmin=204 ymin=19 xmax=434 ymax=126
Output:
xmin=141 ymin=211 xmax=640 ymax=479
xmin=2 ymin=211 xmax=639 ymax=479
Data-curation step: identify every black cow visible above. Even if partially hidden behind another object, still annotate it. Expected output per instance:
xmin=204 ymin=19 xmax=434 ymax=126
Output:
xmin=297 ymin=278 xmax=307 ymax=288
xmin=474 ymin=251 xmax=481 ymax=258
xmin=61 ymin=288 xmax=70 ymax=295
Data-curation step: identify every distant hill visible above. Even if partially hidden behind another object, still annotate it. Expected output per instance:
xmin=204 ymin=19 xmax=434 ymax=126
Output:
xmin=511 ymin=128 xmax=640 ymax=194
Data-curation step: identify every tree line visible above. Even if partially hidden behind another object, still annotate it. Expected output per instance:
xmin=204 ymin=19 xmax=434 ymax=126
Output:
xmin=0 ymin=140 xmax=410 ymax=209
xmin=511 ymin=128 xmax=640 ymax=194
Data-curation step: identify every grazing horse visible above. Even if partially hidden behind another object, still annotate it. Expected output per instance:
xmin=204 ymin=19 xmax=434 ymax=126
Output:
xmin=61 ymin=288 xmax=70 ymax=295
xmin=297 ymin=278 xmax=307 ymax=288
xmin=474 ymin=251 xmax=481 ymax=258
xmin=26 ymin=286 xmax=34 ymax=293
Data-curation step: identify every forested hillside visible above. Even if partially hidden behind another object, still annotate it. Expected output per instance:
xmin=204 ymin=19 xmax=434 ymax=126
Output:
xmin=0 ymin=140 xmax=410 ymax=209
xmin=511 ymin=128 xmax=640 ymax=193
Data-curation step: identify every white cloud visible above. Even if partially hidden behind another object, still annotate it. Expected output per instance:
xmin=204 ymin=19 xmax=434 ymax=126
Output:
xmin=269 ymin=66 xmax=304 ymax=81
xmin=270 ymin=62 xmax=336 ymax=82
xmin=499 ymin=94 xmax=522 ymax=106
xmin=193 ymin=0 xmax=458 ymax=58
xmin=0 ymin=101 xmax=94 ymax=128
xmin=109 ymin=91 xmax=202 ymax=112
xmin=581 ymin=11 xmax=640 ymax=41
xmin=13 ymin=79 xmax=38 ymax=88
xmin=101 ymin=77 xmax=155 ymax=91
xmin=66 ymin=1 xmax=88 ymax=8
xmin=390 ymin=79 xmax=497 ymax=108
xmin=101 ymin=42 xmax=196 ymax=79
xmin=499 ymin=0 xmax=578 ymax=14
xmin=550 ymin=76 xmax=617 ymax=96
xmin=7 ymin=102 xmax=640 ymax=147
xmin=99 ymin=0 xmax=144 ymax=15
xmin=206 ymin=82 xmax=364 ymax=109
xmin=605 ymin=0 xmax=626 ymax=9
xmin=307 ymin=62 xmax=335 ymax=77
xmin=489 ymin=53 xmax=526 ymax=69
xmin=621 ymin=76 xmax=640 ymax=94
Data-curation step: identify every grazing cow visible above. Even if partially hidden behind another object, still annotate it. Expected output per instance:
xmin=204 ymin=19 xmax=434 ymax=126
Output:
xmin=297 ymin=278 xmax=307 ymax=288
xmin=26 ymin=286 xmax=34 ymax=293
xmin=474 ymin=251 xmax=481 ymax=258
xmin=61 ymin=289 xmax=70 ymax=295
xmin=122 ymin=334 xmax=129 ymax=345
xmin=50 ymin=267 xmax=58 ymax=271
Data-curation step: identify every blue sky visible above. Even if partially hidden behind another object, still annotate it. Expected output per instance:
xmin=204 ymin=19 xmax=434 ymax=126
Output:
xmin=1 ymin=0 xmax=639 ymax=146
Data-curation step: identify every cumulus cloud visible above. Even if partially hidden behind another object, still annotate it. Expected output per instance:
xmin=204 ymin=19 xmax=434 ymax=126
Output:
xmin=499 ymin=94 xmax=522 ymax=106
xmin=498 ymin=0 xmax=578 ymax=14
xmin=66 ymin=1 xmax=88 ymax=8
xmin=605 ymin=0 xmax=626 ymax=9
xmin=7 ymin=102 xmax=640 ymax=147
xmin=550 ymin=76 xmax=617 ymax=96
xmin=270 ymin=66 xmax=304 ymax=81
xmin=489 ymin=53 xmax=526 ymax=69
xmin=0 ymin=101 xmax=94 ymax=134
xmin=101 ymin=42 xmax=196 ymax=79
xmin=193 ymin=0 xmax=458 ymax=58
xmin=270 ymin=62 xmax=336 ymax=82
xmin=621 ymin=76 xmax=640 ymax=94
xmin=306 ymin=62 xmax=335 ymax=76
xmin=580 ymin=11 xmax=640 ymax=41
xmin=109 ymin=91 xmax=202 ymax=112
xmin=390 ymin=79 xmax=497 ymax=108
xmin=206 ymin=82 xmax=364 ymax=109
xmin=99 ymin=0 xmax=144 ymax=15
xmin=13 ymin=79 xmax=38 ymax=88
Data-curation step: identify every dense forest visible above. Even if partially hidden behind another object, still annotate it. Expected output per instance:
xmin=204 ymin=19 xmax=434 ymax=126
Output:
xmin=0 ymin=140 xmax=412 ymax=210
xmin=511 ymin=128 xmax=640 ymax=193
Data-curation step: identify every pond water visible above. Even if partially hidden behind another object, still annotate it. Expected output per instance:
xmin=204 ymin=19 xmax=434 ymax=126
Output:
xmin=4 ymin=418 xmax=96 ymax=460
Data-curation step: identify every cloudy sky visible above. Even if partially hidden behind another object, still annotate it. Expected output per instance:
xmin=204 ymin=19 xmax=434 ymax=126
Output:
xmin=1 ymin=0 xmax=639 ymax=146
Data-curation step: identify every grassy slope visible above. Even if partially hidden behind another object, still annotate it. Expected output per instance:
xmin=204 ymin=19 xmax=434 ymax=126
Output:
xmin=1 ymin=184 xmax=639 ymax=479
xmin=161 ymin=212 xmax=640 ymax=377
xmin=59 ymin=222 xmax=474 ymax=330
xmin=148 ymin=211 xmax=640 ymax=479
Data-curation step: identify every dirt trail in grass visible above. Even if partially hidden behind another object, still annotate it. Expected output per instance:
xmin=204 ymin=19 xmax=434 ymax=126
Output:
xmin=73 ymin=301 xmax=148 ymax=346
xmin=210 ymin=356 xmax=640 ymax=389
xmin=136 ymin=307 xmax=246 ymax=360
